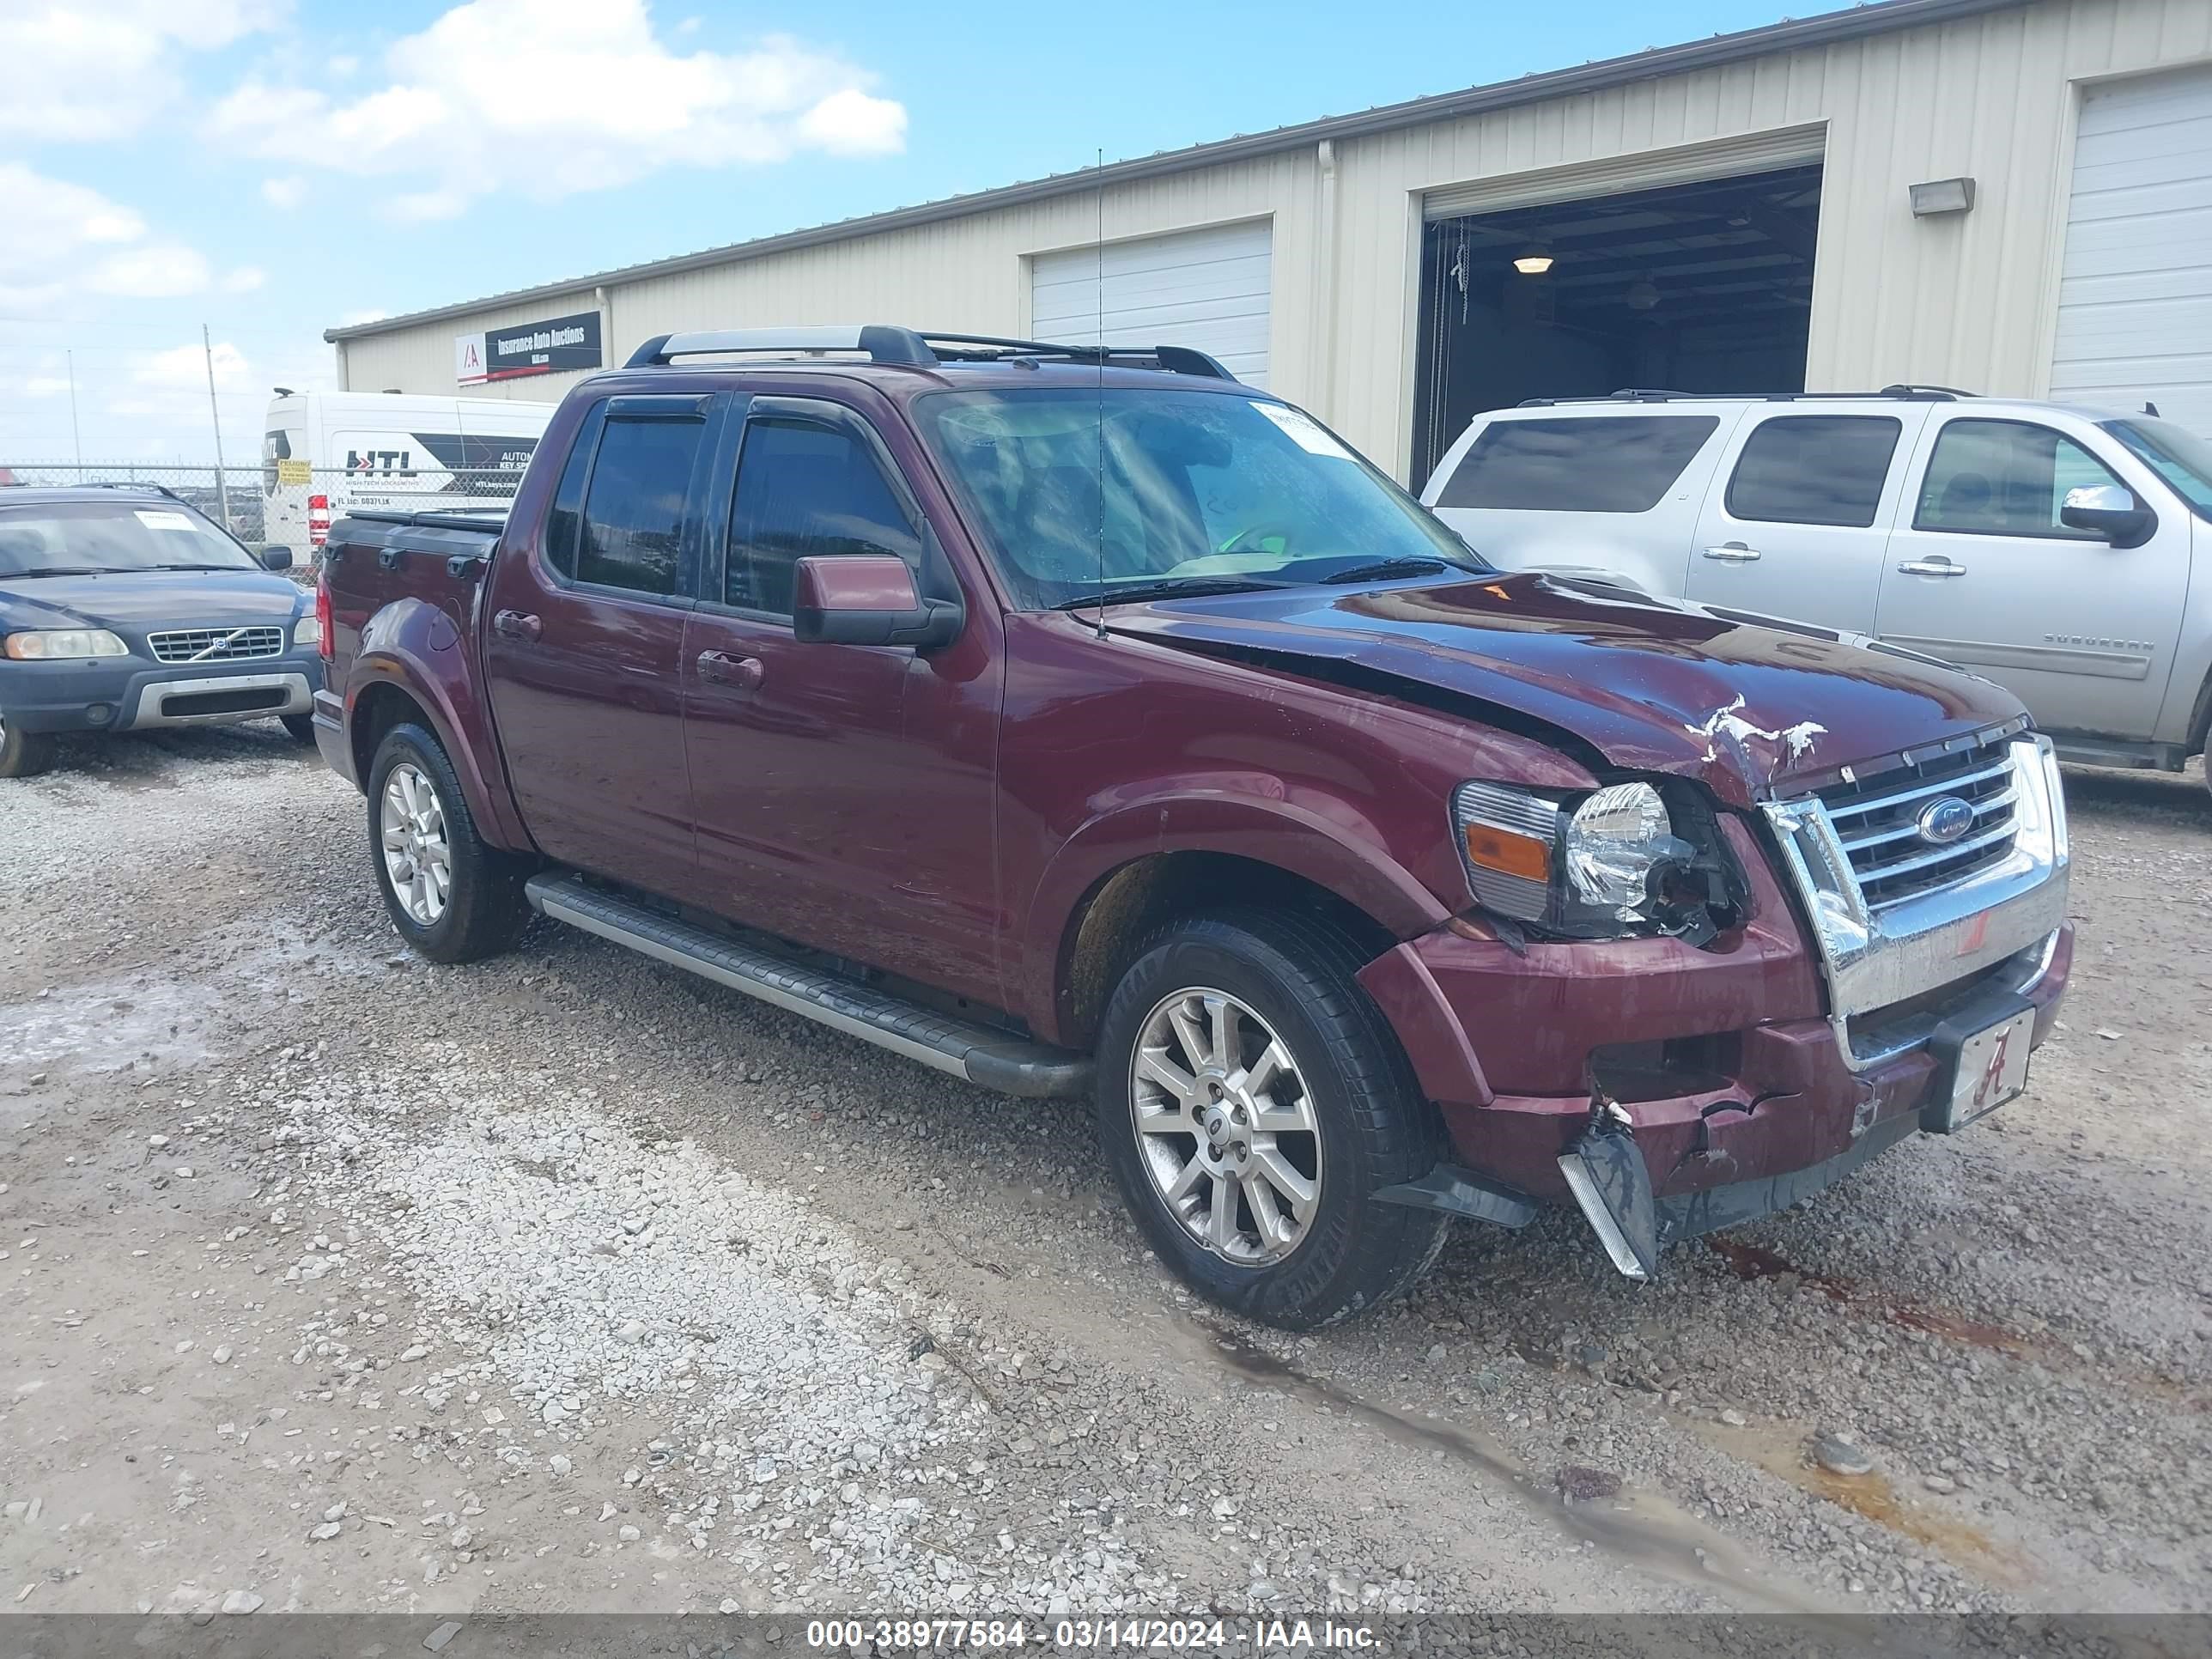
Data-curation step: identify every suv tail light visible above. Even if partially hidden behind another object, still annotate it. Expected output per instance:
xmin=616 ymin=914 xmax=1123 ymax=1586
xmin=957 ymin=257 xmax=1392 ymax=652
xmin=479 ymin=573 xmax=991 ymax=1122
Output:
xmin=315 ymin=564 xmax=334 ymax=662
xmin=307 ymin=493 xmax=331 ymax=547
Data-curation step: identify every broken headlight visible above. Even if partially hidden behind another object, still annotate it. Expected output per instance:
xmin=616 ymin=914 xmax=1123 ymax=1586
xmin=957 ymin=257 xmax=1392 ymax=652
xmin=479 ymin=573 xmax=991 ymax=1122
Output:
xmin=1450 ymin=779 xmax=1739 ymax=942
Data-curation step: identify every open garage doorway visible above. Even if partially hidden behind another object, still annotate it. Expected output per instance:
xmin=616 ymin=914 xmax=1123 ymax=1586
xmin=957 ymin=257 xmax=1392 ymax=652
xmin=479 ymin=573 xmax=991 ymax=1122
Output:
xmin=1411 ymin=162 xmax=1822 ymax=486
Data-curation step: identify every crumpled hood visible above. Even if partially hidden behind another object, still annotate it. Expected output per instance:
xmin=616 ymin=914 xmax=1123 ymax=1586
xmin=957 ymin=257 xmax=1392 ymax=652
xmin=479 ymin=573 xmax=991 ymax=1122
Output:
xmin=1109 ymin=572 xmax=2027 ymax=805
xmin=0 ymin=569 xmax=302 ymax=635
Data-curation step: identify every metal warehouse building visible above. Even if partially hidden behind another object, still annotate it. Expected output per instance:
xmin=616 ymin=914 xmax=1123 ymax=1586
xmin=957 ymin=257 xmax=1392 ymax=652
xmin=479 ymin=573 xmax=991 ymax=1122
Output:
xmin=325 ymin=0 xmax=2212 ymax=485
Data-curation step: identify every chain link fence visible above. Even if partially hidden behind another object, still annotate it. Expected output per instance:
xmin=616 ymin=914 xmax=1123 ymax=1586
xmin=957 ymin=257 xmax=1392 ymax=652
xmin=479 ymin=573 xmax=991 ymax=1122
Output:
xmin=0 ymin=461 xmax=528 ymax=554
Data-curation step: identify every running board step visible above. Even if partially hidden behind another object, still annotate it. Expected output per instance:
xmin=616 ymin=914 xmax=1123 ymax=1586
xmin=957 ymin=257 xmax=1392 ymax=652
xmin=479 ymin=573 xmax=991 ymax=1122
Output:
xmin=525 ymin=874 xmax=1091 ymax=1099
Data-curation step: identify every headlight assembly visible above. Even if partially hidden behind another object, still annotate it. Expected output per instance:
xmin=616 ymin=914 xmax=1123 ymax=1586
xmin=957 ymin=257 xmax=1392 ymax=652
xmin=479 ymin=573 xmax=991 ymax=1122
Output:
xmin=3 ymin=628 xmax=129 ymax=660
xmin=293 ymin=615 xmax=324 ymax=648
xmin=1452 ymin=778 xmax=1735 ymax=941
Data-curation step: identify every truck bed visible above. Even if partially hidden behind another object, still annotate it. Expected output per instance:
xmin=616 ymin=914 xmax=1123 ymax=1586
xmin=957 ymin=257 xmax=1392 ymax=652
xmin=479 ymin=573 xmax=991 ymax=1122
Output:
xmin=322 ymin=512 xmax=504 ymax=675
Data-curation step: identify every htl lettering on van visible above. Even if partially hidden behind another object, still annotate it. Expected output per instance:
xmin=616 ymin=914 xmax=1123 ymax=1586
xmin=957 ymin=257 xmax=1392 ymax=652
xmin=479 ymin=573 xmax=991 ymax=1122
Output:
xmin=261 ymin=391 xmax=557 ymax=548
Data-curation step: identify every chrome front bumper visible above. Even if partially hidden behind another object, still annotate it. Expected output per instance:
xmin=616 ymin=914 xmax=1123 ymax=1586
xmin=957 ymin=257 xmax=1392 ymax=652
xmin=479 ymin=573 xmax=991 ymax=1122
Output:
xmin=1762 ymin=734 xmax=2071 ymax=1072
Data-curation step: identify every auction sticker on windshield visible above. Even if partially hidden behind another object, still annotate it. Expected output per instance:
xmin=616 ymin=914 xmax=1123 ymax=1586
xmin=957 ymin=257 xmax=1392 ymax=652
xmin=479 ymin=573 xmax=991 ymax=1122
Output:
xmin=1252 ymin=401 xmax=1353 ymax=460
xmin=134 ymin=510 xmax=197 ymax=532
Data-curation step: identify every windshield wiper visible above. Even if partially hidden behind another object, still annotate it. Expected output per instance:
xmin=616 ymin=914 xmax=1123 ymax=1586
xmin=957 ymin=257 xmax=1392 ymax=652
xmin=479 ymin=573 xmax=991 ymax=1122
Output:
xmin=1051 ymin=576 xmax=1285 ymax=611
xmin=2 ymin=566 xmax=126 ymax=579
xmin=1317 ymin=556 xmax=1475 ymax=584
xmin=148 ymin=562 xmax=251 ymax=572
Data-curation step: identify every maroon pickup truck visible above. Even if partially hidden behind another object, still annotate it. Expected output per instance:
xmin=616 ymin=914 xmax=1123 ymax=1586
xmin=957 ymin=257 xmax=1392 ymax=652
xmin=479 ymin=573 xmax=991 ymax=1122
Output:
xmin=313 ymin=326 xmax=2073 ymax=1328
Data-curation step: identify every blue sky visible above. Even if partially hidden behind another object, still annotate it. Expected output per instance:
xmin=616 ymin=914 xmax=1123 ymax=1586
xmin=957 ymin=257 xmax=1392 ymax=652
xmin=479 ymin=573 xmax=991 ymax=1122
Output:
xmin=0 ymin=0 xmax=1797 ymax=464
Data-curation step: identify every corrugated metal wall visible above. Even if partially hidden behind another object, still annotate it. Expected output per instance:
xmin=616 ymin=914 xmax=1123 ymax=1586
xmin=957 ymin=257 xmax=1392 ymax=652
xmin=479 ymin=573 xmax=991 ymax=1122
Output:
xmin=338 ymin=0 xmax=2212 ymax=479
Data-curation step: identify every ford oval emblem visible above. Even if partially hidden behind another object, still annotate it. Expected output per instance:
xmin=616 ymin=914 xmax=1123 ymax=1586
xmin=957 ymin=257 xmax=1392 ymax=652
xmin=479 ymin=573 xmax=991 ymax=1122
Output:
xmin=1916 ymin=795 xmax=1977 ymax=845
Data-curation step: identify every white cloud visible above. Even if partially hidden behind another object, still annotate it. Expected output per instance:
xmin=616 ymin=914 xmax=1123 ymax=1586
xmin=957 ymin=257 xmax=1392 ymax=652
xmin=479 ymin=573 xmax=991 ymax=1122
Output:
xmin=260 ymin=175 xmax=307 ymax=210
xmin=0 ymin=2 xmax=288 ymax=143
xmin=21 ymin=377 xmax=72 ymax=398
xmin=339 ymin=308 xmax=391 ymax=326
xmin=134 ymin=341 xmax=252 ymax=392
xmin=209 ymin=0 xmax=907 ymax=216
xmin=222 ymin=265 xmax=268 ymax=294
xmin=0 ymin=164 xmax=226 ymax=306
xmin=88 ymin=244 xmax=215 ymax=300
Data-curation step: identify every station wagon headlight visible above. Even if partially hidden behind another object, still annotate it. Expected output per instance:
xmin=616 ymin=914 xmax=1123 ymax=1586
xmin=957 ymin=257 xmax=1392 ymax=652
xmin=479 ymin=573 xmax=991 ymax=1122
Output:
xmin=3 ymin=628 xmax=129 ymax=660
xmin=1452 ymin=779 xmax=1723 ymax=939
xmin=293 ymin=615 xmax=323 ymax=648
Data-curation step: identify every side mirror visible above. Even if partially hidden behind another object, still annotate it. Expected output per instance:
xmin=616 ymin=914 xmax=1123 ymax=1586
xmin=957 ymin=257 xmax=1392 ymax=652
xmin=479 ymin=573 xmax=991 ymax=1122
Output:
xmin=258 ymin=545 xmax=295 ymax=571
xmin=2059 ymin=484 xmax=2154 ymax=549
xmin=792 ymin=555 xmax=963 ymax=649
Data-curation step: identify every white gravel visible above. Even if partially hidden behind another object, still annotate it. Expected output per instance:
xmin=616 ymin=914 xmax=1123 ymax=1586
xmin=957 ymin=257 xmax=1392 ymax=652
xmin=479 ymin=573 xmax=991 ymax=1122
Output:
xmin=3 ymin=728 xmax=2209 ymax=1622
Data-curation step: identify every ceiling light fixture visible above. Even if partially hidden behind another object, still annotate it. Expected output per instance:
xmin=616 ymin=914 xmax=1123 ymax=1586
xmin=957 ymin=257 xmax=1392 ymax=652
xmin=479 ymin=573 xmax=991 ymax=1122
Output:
xmin=1513 ymin=245 xmax=1555 ymax=275
xmin=1625 ymin=276 xmax=1661 ymax=312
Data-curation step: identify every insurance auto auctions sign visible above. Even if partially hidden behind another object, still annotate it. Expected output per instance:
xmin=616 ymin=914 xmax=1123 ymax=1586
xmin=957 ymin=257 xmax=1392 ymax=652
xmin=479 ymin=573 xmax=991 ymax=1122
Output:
xmin=455 ymin=309 xmax=603 ymax=385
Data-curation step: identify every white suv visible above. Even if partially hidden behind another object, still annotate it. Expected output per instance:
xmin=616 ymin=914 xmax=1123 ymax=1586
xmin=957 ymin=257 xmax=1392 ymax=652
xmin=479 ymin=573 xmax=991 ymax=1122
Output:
xmin=1420 ymin=390 xmax=2212 ymax=787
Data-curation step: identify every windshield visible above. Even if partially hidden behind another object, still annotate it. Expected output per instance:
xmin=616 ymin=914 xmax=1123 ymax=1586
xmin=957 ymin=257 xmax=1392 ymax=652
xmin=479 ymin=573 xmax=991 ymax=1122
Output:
xmin=915 ymin=387 xmax=1484 ymax=610
xmin=2103 ymin=417 xmax=2212 ymax=521
xmin=0 ymin=498 xmax=259 ymax=577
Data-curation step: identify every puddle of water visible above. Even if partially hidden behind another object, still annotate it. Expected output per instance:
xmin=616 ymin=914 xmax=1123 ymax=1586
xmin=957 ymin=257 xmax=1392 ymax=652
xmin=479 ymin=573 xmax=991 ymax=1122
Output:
xmin=0 ymin=919 xmax=384 ymax=1073
xmin=1170 ymin=1312 xmax=1829 ymax=1615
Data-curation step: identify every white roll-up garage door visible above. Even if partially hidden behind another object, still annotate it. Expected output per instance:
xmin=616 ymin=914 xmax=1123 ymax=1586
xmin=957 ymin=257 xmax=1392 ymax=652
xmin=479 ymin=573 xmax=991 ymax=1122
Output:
xmin=1030 ymin=221 xmax=1272 ymax=387
xmin=2050 ymin=66 xmax=2212 ymax=434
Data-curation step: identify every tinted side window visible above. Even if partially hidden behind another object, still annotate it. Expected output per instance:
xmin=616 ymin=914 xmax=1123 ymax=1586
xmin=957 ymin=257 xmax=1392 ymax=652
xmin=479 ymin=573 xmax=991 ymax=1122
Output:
xmin=726 ymin=418 xmax=922 ymax=616
xmin=576 ymin=416 xmax=705 ymax=595
xmin=1915 ymin=420 xmax=2123 ymax=538
xmin=1725 ymin=416 xmax=1901 ymax=528
xmin=1437 ymin=416 xmax=1720 ymax=514
xmin=541 ymin=412 xmax=601 ymax=580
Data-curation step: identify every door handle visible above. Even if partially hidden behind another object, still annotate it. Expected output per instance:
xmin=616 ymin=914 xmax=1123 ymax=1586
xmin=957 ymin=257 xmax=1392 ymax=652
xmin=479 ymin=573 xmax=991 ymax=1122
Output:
xmin=696 ymin=650 xmax=765 ymax=691
xmin=493 ymin=609 xmax=542 ymax=641
xmin=1895 ymin=558 xmax=1967 ymax=577
xmin=1701 ymin=542 xmax=1762 ymax=562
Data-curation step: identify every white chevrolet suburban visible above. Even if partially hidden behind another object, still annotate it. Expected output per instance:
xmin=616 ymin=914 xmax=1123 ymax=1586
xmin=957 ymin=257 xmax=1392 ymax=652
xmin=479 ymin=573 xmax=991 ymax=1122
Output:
xmin=1420 ymin=391 xmax=2212 ymax=789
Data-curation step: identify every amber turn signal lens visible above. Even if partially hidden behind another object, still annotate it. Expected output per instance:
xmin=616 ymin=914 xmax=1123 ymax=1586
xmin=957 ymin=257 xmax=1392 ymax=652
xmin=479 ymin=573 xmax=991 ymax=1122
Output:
xmin=1464 ymin=823 xmax=1550 ymax=883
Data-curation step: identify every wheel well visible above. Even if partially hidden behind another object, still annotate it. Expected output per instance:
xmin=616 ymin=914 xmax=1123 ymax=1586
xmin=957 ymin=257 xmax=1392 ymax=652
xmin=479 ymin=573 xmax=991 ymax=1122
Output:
xmin=350 ymin=683 xmax=434 ymax=782
xmin=1054 ymin=852 xmax=1398 ymax=1048
xmin=2190 ymin=664 xmax=2212 ymax=758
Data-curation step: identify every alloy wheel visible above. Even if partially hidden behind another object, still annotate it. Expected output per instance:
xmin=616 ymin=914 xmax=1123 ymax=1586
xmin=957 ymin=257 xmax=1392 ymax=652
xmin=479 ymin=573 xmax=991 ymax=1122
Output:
xmin=380 ymin=763 xmax=452 ymax=927
xmin=1128 ymin=988 xmax=1322 ymax=1266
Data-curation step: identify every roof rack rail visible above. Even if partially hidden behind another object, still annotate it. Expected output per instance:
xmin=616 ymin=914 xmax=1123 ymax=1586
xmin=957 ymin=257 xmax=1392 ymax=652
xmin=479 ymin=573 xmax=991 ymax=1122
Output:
xmin=623 ymin=325 xmax=1238 ymax=382
xmin=78 ymin=479 xmax=188 ymax=502
xmin=1515 ymin=385 xmax=1981 ymax=408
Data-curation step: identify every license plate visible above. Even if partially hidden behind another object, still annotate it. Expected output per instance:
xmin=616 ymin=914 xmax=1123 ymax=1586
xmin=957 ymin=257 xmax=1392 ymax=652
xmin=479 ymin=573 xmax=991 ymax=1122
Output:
xmin=1936 ymin=1008 xmax=2034 ymax=1132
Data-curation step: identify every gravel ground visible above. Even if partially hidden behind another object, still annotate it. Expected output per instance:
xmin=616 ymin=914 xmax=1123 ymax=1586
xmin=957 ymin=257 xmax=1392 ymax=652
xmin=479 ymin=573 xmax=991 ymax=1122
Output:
xmin=2 ymin=725 xmax=2207 ymax=1624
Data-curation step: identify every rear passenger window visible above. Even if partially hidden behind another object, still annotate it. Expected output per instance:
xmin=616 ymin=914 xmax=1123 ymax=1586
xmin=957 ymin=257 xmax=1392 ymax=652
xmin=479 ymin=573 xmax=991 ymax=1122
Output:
xmin=1726 ymin=416 xmax=1901 ymax=528
xmin=540 ymin=412 xmax=601 ymax=580
xmin=726 ymin=418 xmax=922 ymax=616
xmin=1915 ymin=419 xmax=2124 ymax=538
xmin=1437 ymin=416 xmax=1719 ymax=514
xmin=575 ymin=416 xmax=705 ymax=595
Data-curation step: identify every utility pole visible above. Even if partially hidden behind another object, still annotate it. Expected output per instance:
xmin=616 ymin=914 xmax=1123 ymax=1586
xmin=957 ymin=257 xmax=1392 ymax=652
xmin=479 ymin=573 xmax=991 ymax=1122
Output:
xmin=203 ymin=323 xmax=233 ymax=531
xmin=66 ymin=350 xmax=84 ymax=471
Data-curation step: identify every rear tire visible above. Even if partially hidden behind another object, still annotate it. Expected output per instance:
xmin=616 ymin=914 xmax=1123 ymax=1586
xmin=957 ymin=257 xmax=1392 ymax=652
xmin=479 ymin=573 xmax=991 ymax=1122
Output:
xmin=0 ymin=714 xmax=56 ymax=780
xmin=280 ymin=713 xmax=317 ymax=744
xmin=366 ymin=722 xmax=531 ymax=963
xmin=1095 ymin=908 xmax=1449 ymax=1329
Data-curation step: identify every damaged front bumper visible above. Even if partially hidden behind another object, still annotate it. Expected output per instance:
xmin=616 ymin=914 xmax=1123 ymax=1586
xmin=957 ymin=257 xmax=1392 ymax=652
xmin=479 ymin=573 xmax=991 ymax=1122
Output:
xmin=1361 ymin=737 xmax=2073 ymax=1276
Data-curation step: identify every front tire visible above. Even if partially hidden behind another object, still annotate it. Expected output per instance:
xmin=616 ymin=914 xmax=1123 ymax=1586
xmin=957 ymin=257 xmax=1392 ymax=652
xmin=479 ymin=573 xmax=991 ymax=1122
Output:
xmin=1096 ymin=909 xmax=1449 ymax=1329
xmin=280 ymin=713 xmax=317 ymax=744
xmin=366 ymin=722 xmax=531 ymax=963
xmin=0 ymin=714 xmax=56 ymax=780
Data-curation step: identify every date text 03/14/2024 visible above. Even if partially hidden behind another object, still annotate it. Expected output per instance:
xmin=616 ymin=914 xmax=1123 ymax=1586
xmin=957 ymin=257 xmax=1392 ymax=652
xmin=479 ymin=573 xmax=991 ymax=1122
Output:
xmin=804 ymin=1620 xmax=1382 ymax=1650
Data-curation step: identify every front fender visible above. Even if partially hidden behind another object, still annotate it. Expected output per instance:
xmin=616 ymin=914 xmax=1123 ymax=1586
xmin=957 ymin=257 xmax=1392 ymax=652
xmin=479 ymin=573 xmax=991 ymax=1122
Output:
xmin=1016 ymin=792 xmax=1454 ymax=1042
xmin=348 ymin=596 xmax=532 ymax=854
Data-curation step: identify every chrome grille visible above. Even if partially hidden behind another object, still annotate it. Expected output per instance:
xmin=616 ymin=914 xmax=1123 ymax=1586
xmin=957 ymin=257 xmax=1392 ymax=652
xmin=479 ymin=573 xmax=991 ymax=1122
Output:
xmin=1815 ymin=739 xmax=2021 ymax=912
xmin=147 ymin=625 xmax=285 ymax=665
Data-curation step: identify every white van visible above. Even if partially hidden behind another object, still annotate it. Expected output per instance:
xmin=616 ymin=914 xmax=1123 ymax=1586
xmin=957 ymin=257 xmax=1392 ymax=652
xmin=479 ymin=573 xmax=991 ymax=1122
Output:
xmin=261 ymin=392 xmax=557 ymax=548
xmin=1419 ymin=390 xmax=2212 ymax=784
